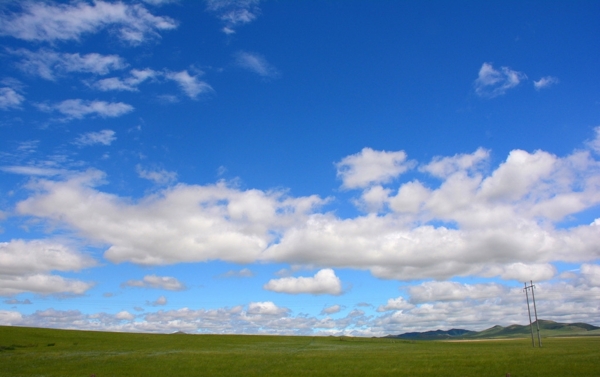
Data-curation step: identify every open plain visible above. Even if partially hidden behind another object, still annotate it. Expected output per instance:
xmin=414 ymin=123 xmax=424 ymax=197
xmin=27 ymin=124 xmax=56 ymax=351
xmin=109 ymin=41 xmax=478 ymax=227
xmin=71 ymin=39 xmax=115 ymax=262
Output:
xmin=1 ymin=326 xmax=599 ymax=377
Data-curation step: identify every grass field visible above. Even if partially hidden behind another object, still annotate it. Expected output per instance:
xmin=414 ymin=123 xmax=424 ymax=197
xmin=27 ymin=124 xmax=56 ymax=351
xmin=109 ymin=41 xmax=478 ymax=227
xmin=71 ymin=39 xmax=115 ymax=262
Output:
xmin=1 ymin=326 xmax=599 ymax=377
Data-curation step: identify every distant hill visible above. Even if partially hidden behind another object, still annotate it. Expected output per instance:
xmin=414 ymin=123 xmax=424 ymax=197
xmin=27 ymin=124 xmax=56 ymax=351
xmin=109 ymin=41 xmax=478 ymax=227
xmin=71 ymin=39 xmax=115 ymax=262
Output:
xmin=387 ymin=320 xmax=600 ymax=340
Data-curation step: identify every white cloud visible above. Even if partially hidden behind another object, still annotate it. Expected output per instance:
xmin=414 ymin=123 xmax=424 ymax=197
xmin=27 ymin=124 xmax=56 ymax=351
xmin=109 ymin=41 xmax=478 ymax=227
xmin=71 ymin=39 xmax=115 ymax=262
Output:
xmin=4 ymin=298 xmax=32 ymax=305
xmin=474 ymin=62 xmax=526 ymax=97
xmin=336 ymin=147 xmax=413 ymax=189
xmin=480 ymin=263 xmax=557 ymax=282
xmin=0 ymin=239 xmax=95 ymax=276
xmin=218 ymin=268 xmax=255 ymax=278
xmin=377 ymin=296 xmax=414 ymax=312
xmin=166 ymin=70 xmax=213 ymax=99
xmin=16 ymin=169 xmax=324 ymax=266
xmin=115 ymin=311 xmax=135 ymax=320
xmin=123 ymin=275 xmax=186 ymax=291
xmin=149 ymin=296 xmax=168 ymax=306
xmin=94 ymin=68 xmax=159 ymax=91
xmin=143 ymin=0 xmax=179 ymax=5
xmin=533 ymin=76 xmax=559 ymax=90
xmin=263 ymin=269 xmax=343 ymax=295
xmin=74 ymin=130 xmax=116 ymax=146
xmin=235 ymin=51 xmax=279 ymax=78
xmin=0 ymin=166 xmax=65 ymax=176
xmin=320 ymin=304 xmax=342 ymax=315
xmin=205 ymin=0 xmax=261 ymax=34
xmin=39 ymin=99 xmax=134 ymax=120
xmin=580 ymin=264 xmax=600 ymax=287
xmin=1 ymin=271 xmax=599 ymax=334
xmin=247 ymin=301 xmax=289 ymax=316
xmin=0 ymin=87 xmax=25 ymax=110
xmin=407 ymin=281 xmax=507 ymax=304
xmin=264 ymin=146 xmax=600 ymax=281
xmin=11 ymin=49 xmax=126 ymax=81
xmin=136 ymin=165 xmax=177 ymax=185
xmin=586 ymin=126 xmax=600 ymax=155
xmin=0 ymin=239 xmax=95 ymax=296
xmin=420 ymin=148 xmax=489 ymax=178
xmin=0 ymin=1 xmax=177 ymax=44
xmin=11 ymin=141 xmax=600 ymax=283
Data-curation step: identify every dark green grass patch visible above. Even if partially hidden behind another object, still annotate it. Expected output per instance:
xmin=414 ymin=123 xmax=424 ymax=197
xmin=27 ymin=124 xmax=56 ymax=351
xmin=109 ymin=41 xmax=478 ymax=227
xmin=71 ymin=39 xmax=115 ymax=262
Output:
xmin=1 ymin=326 xmax=599 ymax=377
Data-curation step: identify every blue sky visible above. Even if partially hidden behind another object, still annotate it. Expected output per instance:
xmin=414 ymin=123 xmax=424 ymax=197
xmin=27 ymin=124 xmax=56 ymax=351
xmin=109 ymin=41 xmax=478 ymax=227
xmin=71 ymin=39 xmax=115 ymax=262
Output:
xmin=0 ymin=0 xmax=599 ymax=335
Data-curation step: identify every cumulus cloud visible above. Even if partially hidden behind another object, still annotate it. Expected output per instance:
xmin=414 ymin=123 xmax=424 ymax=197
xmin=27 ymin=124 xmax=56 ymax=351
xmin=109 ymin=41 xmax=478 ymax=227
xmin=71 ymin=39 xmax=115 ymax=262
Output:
xmin=1 ymin=272 xmax=598 ymax=335
xmin=115 ymin=311 xmax=135 ymax=320
xmin=247 ymin=301 xmax=289 ymax=316
xmin=407 ymin=281 xmax=507 ymax=304
xmin=16 ymin=169 xmax=324 ymax=266
xmin=10 ymin=49 xmax=126 ymax=81
xmin=474 ymin=62 xmax=526 ymax=97
xmin=205 ymin=0 xmax=261 ymax=34
xmin=38 ymin=99 xmax=134 ymax=120
xmin=235 ymin=51 xmax=279 ymax=78
xmin=336 ymin=147 xmax=414 ymax=189
xmin=263 ymin=269 xmax=343 ymax=295
xmin=11 ymin=140 xmax=600 ymax=283
xmin=74 ymin=130 xmax=116 ymax=146
xmin=0 ymin=87 xmax=25 ymax=110
xmin=533 ymin=76 xmax=559 ymax=90
xmin=377 ymin=296 xmax=414 ymax=312
xmin=264 ymin=146 xmax=600 ymax=281
xmin=123 ymin=275 xmax=186 ymax=291
xmin=0 ymin=239 xmax=95 ymax=296
xmin=0 ymin=1 xmax=177 ymax=44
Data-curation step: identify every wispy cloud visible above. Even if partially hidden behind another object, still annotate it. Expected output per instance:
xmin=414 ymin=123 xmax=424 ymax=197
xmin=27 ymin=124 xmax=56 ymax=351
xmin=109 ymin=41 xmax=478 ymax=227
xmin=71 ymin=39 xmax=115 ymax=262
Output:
xmin=0 ymin=87 xmax=24 ymax=110
xmin=165 ymin=70 xmax=213 ymax=99
xmin=136 ymin=165 xmax=177 ymax=185
xmin=4 ymin=298 xmax=32 ymax=305
xmin=474 ymin=62 xmax=526 ymax=97
xmin=320 ymin=304 xmax=343 ymax=315
xmin=205 ymin=0 xmax=261 ymax=34
xmin=94 ymin=68 xmax=158 ymax=91
xmin=0 ymin=166 xmax=65 ymax=176
xmin=123 ymin=275 xmax=186 ymax=291
xmin=10 ymin=49 xmax=126 ymax=81
xmin=74 ymin=130 xmax=116 ymax=147
xmin=218 ymin=268 xmax=255 ymax=278
xmin=533 ymin=76 xmax=559 ymax=90
xmin=38 ymin=99 xmax=134 ymax=120
xmin=235 ymin=51 xmax=279 ymax=78
xmin=264 ymin=269 xmax=343 ymax=295
xmin=0 ymin=1 xmax=177 ymax=44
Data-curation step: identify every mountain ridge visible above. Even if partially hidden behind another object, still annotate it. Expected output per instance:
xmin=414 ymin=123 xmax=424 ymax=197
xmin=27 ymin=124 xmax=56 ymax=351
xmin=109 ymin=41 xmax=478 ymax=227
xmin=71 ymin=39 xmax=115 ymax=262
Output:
xmin=386 ymin=320 xmax=600 ymax=340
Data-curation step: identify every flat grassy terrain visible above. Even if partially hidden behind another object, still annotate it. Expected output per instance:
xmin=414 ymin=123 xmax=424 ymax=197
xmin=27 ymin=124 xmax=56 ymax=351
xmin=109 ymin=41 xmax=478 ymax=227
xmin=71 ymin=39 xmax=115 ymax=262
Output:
xmin=1 ymin=326 xmax=599 ymax=377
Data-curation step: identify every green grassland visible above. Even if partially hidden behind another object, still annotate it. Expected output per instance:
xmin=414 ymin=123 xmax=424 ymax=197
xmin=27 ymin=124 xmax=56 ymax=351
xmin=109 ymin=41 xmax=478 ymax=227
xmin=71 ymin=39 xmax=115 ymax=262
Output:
xmin=1 ymin=326 xmax=599 ymax=377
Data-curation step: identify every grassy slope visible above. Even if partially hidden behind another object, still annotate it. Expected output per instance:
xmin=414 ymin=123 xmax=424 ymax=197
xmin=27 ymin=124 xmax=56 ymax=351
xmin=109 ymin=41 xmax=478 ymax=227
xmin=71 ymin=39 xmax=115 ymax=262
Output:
xmin=1 ymin=326 xmax=599 ymax=377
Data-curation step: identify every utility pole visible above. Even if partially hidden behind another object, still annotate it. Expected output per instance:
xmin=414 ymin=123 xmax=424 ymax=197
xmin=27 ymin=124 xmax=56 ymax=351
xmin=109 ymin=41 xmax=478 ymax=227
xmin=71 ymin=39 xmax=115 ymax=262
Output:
xmin=524 ymin=282 xmax=535 ymax=347
xmin=524 ymin=281 xmax=542 ymax=347
xmin=529 ymin=280 xmax=542 ymax=347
